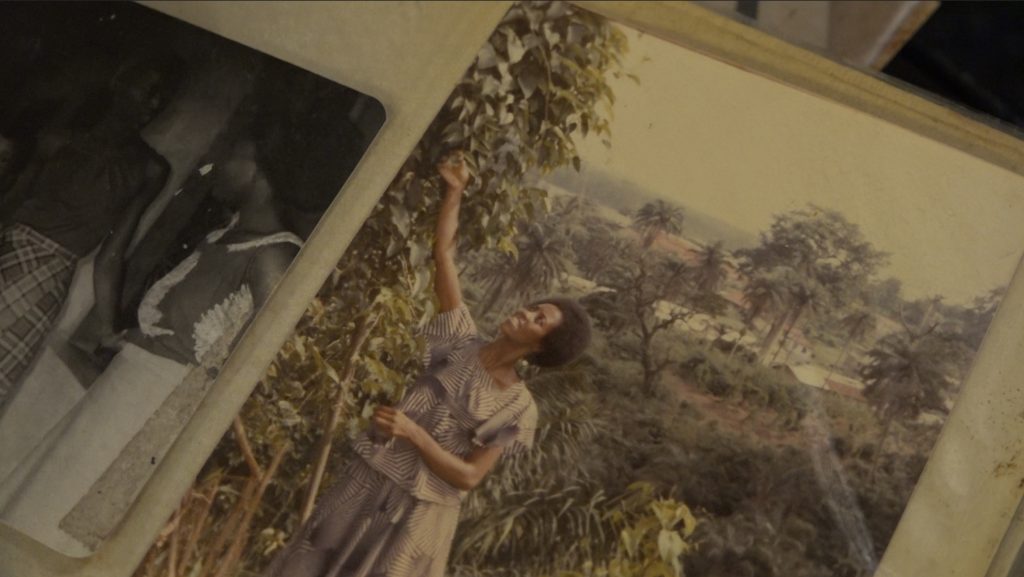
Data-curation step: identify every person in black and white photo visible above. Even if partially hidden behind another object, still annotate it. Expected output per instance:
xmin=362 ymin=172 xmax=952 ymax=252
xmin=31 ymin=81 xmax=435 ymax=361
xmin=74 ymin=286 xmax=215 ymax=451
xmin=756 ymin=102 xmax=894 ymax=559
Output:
xmin=0 ymin=1 xmax=384 ymax=556
xmin=0 ymin=54 xmax=183 ymax=410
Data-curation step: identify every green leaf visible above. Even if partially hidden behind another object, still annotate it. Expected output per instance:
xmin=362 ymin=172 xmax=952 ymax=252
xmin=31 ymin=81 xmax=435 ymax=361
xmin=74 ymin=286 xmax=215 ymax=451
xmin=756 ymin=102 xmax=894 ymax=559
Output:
xmin=481 ymin=75 xmax=502 ymax=97
xmin=517 ymin=61 xmax=545 ymax=99
xmin=543 ymin=21 xmax=561 ymax=47
xmin=506 ymin=29 xmax=526 ymax=64
xmin=568 ymin=22 xmax=588 ymax=45
xmin=477 ymin=42 xmax=498 ymax=69
xmin=657 ymin=530 xmax=685 ymax=564
xmin=408 ymin=241 xmax=428 ymax=268
xmin=522 ymin=32 xmax=543 ymax=51
xmin=390 ymin=205 xmax=411 ymax=237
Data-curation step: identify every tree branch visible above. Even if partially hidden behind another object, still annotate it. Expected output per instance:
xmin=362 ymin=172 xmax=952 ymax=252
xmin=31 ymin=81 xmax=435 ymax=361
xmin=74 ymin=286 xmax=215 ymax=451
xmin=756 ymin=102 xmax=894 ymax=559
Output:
xmin=232 ymin=417 xmax=262 ymax=479
xmin=212 ymin=443 xmax=290 ymax=577
xmin=652 ymin=311 xmax=690 ymax=333
xmin=178 ymin=471 xmax=223 ymax=576
xmin=301 ymin=312 xmax=378 ymax=523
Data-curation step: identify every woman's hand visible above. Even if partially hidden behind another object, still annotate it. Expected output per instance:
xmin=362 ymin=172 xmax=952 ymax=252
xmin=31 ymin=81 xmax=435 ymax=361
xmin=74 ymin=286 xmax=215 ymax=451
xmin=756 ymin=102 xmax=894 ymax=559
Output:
xmin=97 ymin=330 xmax=126 ymax=353
xmin=437 ymin=151 xmax=470 ymax=193
xmin=373 ymin=406 xmax=421 ymax=441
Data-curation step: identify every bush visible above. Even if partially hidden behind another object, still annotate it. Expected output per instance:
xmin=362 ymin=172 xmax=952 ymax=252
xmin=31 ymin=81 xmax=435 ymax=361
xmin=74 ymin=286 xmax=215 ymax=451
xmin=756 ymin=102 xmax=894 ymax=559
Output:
xmin=676 ymin=348 xmax=808 ymax=425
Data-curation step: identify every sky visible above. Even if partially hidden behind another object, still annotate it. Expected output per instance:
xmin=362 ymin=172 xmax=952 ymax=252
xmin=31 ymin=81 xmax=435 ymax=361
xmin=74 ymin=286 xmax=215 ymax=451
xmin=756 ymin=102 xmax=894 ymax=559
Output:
xmin=574 ymin=28 xmax=1024 ymax=305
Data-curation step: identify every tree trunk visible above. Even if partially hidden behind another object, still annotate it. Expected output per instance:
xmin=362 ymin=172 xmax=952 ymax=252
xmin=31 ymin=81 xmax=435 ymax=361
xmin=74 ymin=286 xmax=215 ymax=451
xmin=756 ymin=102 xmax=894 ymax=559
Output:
xmin=870 ymin=412 xmax=896 ymax=481
xmin=199 ymin=478 xmax=258 ymax=577
xmin=726 ymin=328 xmax=748 ymax=362
xmin=770 ymin=304 xmax=805 ymax=365
xmin=300 ymin=313 xmax=377 ymax=523
xmin=232 ymin=417 xmax=263 ymax=478
xmin=167 ymin=509 xmax=181 ymax=577
xmin=211 ymin=443 xmax=289 ymax=577
xmin=179 ymin=472 xmax=222 ymax=576
xmin=758 ymin=309 xmax=789 ymax=364
xmin=641 ymin=335 xmax=657 ymax=395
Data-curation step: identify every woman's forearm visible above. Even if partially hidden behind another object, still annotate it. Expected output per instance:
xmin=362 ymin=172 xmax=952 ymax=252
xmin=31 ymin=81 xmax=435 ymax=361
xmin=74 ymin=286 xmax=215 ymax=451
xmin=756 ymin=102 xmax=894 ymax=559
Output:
xmin=407 ymin=423 xmax=494 ymax=491
xmin=93 ymin=233 xmax=133 ymax=335
xmin=373 ymin=406 xmax=500 ymax=490
xmin=432 ymin=187 xmax=465 ymax=311
xmin=433 ymin=187 xmax=462 ymax=260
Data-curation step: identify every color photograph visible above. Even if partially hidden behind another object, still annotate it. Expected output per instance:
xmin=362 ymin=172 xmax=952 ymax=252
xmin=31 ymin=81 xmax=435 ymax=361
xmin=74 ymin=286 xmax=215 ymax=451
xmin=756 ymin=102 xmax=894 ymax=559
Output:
xmin=120 ymin=2 xmax=1024 ymax=577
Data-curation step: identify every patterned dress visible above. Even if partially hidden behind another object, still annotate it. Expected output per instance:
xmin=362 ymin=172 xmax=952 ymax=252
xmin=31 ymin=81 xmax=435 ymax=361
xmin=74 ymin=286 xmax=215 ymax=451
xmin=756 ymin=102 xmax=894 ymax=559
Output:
xmin=0 ymin=218 xmax=301 ymax=555
xmin=0 ymin=224 xmax=76 ymax=409
xmin=265 ymin=304 xmax=538 ymax=577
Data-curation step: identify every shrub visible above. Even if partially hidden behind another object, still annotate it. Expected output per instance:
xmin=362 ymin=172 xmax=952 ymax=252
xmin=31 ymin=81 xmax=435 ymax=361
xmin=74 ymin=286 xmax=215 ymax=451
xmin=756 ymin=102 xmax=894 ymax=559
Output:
xmin=676 ymin=348 xmax=808 ymax=425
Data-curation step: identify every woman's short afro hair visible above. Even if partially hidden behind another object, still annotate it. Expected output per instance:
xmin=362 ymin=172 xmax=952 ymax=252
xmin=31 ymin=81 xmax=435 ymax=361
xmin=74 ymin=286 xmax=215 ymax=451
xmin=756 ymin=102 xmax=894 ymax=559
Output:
xmin=526 ymin=297 xmax=592 ymax=368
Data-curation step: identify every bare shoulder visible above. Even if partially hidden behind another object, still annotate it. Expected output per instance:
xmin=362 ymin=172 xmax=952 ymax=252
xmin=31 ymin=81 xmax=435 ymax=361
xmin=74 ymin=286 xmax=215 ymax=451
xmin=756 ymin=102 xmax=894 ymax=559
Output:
xmin=253 ymin=241 xmax=300 ymax=276
xmin=247 ymin=239 xmax=300 ymax=305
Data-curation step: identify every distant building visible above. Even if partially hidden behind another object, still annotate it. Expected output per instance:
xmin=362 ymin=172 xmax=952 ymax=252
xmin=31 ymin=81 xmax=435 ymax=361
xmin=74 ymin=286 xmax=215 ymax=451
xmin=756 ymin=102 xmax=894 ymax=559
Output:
xmin=563 ymin=274 xmax=613 ymax=295
xmin=780 ymin=363 xmax=867 ymax=402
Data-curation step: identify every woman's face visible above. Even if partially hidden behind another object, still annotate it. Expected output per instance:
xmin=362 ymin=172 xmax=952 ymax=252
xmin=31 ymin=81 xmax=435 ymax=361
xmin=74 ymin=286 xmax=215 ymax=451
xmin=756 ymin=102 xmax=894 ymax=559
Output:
xmin=115 ymin=69 xmax=169 ymax=128
xmin=500 ymin=303 xmax=563 ymax=349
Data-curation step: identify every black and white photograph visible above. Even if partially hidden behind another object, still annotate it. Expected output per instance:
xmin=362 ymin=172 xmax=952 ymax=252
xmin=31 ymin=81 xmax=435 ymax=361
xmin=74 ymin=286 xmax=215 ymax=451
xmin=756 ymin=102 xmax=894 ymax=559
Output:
xmin=0 ymin=1 xmax=384 ymax=556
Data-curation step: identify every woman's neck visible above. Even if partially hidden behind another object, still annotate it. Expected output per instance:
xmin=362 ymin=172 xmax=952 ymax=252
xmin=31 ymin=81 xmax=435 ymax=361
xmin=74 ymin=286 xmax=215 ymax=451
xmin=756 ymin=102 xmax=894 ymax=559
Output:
xmin=235 ymin=183 xmax=285 ymax=235
xmin=478 ymin=336 xmax=532 ymax=387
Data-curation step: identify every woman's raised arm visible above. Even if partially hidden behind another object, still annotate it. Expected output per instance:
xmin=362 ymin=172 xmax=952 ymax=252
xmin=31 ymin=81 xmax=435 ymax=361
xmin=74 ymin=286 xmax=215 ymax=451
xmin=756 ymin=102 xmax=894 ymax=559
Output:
xmin=433 ymin=152 xmax=470 ymax=313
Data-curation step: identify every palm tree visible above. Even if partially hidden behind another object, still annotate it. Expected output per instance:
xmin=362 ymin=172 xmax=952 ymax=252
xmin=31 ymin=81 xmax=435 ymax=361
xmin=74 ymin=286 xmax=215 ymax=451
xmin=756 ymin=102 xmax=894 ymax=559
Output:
xmin=742 ymin=274 xmax=785 ymax=329
xmin=824 ymin=309 xmax=876 ymax=383
xmin=768 ymin=276 xmax=825 ymax=365
xmin=860 ymin=330 xmax=954 ymax=478
xmin=632 ymin=200 xmax=684 ymax=249
xmin=476 ymin=222 xmax=572 ymax=316
xmin=690 ymin=241 xmax=729 ymax=295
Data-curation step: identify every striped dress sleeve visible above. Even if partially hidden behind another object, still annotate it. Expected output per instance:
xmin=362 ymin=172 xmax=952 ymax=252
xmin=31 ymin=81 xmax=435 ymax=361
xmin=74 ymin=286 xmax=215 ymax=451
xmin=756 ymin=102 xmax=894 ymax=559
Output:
xmin=419 ymin=303 xmax=477 ymax=364
xmin=504 ymin=401 xmax=538 ymax=457
xmin=470 ymin=398 xmax=538 ymax=458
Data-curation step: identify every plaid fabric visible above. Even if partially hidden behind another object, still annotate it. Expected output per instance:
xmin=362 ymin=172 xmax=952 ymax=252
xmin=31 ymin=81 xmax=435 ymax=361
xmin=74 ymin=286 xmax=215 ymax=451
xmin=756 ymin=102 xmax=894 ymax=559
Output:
xmin=0 ymin=223 xmax=76 ymax=409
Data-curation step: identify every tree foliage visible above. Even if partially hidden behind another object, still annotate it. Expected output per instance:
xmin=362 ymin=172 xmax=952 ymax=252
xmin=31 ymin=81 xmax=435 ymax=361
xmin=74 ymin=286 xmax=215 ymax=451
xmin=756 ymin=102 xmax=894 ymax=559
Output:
xmin=859 ymin=324 xmax=961 ymax=477
xmin=633 ymin=200 xmax=684 ymax=249
xmin=736 ymin=205 xmax=887 ymax=364
xmin=596 ymin=239 xmax=693 ymax=395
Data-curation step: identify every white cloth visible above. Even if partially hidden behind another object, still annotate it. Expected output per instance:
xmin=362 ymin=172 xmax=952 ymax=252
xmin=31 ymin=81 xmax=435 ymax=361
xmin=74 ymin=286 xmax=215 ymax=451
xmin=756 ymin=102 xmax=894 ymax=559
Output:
xmin=0 ymin=342 xmax=189 ymax=556
xmin=0 ymin=346 xmax=85 ymax=484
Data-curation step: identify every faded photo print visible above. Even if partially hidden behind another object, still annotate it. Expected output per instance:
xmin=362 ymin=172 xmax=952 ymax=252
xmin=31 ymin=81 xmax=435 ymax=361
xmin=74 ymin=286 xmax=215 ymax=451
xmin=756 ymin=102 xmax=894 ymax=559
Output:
xmin=109 ymin=2 xmax=1023 ymax=577
xmin=0 ymin=1 xmax=384 ymax=556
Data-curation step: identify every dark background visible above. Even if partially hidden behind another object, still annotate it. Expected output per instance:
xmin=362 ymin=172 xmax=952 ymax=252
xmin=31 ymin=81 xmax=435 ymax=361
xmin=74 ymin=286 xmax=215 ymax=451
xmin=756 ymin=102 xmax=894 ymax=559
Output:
xmin=732 ymin=0 xmax=1024 ymax=137
xmin=883 ymin=1 xmax=1024 ymax=135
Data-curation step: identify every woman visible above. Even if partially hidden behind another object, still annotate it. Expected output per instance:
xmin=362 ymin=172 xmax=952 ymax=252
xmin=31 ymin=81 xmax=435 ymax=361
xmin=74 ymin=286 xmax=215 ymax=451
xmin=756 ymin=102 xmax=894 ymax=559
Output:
xmin=264 ymin=153 xmax=593 ymax=577
xmin=0 ymin=54 xmax=182 ymax=408
xmin=0 ymin=138 xmax=304 ymax=555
